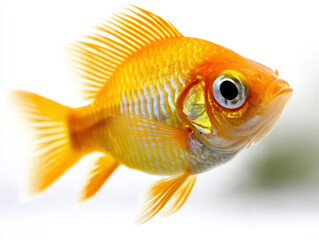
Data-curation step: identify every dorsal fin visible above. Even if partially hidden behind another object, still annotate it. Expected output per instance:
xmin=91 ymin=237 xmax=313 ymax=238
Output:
xmin=69 ymin=5 xmax=183 ymax=101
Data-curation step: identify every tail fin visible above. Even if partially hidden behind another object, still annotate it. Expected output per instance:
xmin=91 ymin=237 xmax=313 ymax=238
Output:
xmin=11 ymin=90 xmax=82 ymax=194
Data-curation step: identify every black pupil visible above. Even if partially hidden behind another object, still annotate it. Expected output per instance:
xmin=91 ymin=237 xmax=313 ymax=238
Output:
xmin=220 ymin=80 xmax=238 ymax=100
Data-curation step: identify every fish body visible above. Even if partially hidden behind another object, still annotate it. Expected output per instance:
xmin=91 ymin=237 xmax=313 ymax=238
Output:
xmin=11 ymin=6 xmax=292 ymax=223
xmin=83 ymin=37 xmax=236 ymax=175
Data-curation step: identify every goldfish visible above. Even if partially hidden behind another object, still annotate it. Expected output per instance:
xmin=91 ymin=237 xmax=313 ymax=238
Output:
xmin=11 ymin=6 xmax=292 ymax=223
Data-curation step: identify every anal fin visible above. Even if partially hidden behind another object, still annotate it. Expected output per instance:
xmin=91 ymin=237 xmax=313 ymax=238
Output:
xmin=79 ymin=154 xmax=118 ymax=202
xmin=137 ymin=171 xmax=195 ymax=224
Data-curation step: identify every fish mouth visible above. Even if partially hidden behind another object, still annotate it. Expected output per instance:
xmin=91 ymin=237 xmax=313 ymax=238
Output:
xmin=264 ymin=79 xmax=293 ymax=105
xmin=251 ymin=80 xmax=293 ymax=146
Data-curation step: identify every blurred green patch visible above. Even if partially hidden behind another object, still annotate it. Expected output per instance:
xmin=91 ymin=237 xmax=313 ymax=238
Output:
xmin=248 ymin=131 xmax=319 ymax=189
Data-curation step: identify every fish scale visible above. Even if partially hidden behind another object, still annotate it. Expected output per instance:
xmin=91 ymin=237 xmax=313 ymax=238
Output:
xmin=90 ymin=38 xmax=215 ymax=173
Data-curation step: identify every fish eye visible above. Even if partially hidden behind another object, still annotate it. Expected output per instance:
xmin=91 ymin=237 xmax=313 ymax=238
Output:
xmin=212 ymin=70 xmax=248 ymax=109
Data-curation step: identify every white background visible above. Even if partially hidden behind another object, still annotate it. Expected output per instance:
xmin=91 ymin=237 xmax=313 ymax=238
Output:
xmin=1 ymin=0 xmax=319 ymax=239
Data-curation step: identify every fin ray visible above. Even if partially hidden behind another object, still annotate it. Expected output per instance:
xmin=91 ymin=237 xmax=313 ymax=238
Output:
xmin=107 ymin=114 xmax=190 ymax=155
xmin=11 ymin=90 xmax=82 ymax=193
xmin=69 ymin=6 xmax=183 ymax=101
xmin=161 ymin=175 xmax=196 ymax=216
xmin=79 ymin=154 xmax=118 ymax=202
xmin=137 ymin=172 xmax=191 ymax=224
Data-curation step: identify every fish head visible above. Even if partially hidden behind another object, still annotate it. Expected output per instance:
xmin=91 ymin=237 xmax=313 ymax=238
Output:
xmin=181 ymin=49 xmax=292 ymax=153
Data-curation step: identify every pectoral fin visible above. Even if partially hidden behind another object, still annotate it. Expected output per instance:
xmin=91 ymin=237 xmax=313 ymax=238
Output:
xmin=79 ymin=154 xmax=118 ymax=202
xmin=137 ymin=171 xmax=195 ymax=224
xmin=107 ymin=114 xmax=190 ymax=156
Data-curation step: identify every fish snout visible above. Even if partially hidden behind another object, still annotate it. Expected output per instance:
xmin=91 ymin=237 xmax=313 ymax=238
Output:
xmin=265 ymin=79 xmax=293 ymax=104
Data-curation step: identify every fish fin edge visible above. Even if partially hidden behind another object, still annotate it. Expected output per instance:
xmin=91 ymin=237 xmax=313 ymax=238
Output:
xmin=78 ymin=153 xmax=119 ymax=202
xmin=106 ymin=113 xmax=190 ymax=155
xmin=68 ymin=6 xmax=183 ymax=101
xmin=10 ymin=90 xmax=82 ymax=194
xmin=136 ymin=171 xmax=192 ymax=224
xmin=161 ymin=175 xmax=196 ymax=216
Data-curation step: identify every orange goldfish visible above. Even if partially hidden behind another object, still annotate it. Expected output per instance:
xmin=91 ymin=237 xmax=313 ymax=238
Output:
xmin=11 ymin=6 xmax=292 ymax=223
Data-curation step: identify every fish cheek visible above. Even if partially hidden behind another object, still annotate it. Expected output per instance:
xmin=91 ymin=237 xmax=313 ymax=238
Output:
xmin=221 ymin=100 xmax=262 ymax=129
